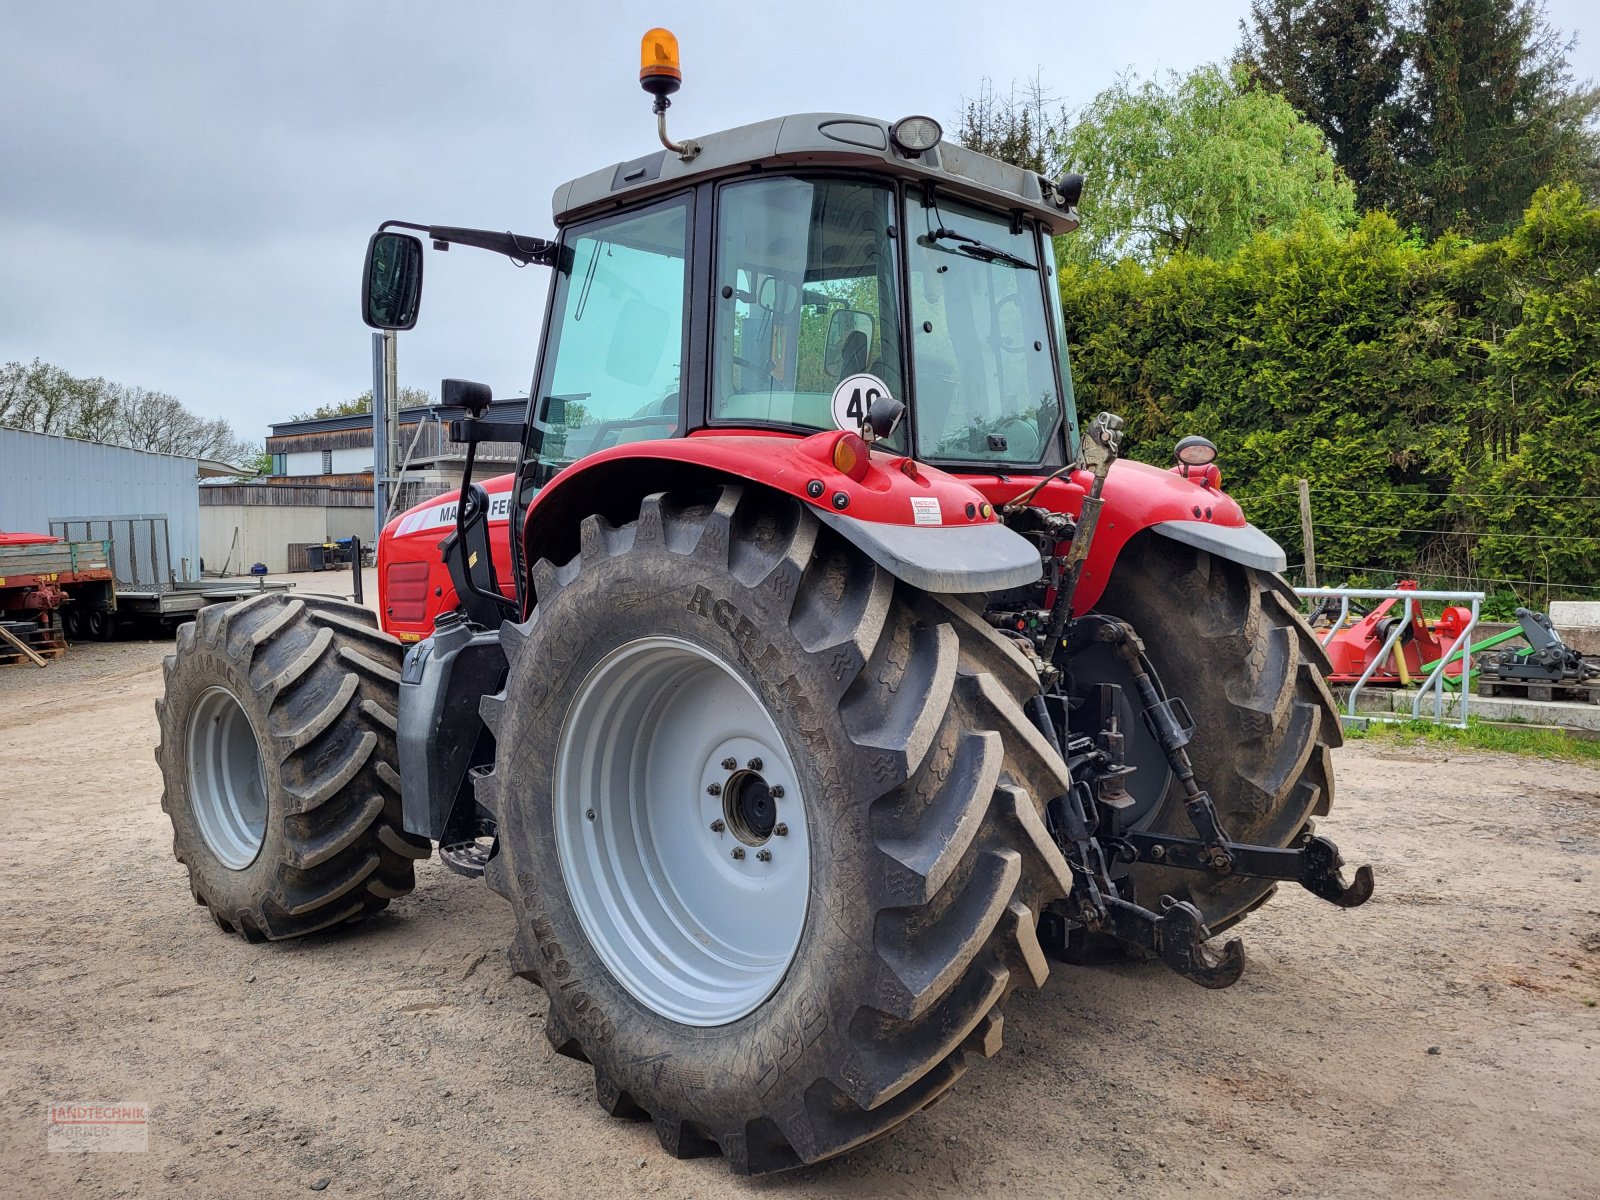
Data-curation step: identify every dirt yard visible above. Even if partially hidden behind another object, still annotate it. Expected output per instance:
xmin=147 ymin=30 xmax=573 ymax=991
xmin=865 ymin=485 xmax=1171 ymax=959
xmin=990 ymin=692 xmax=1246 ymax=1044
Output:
xmin=3 ymin=578 xmax=1598 ymax=1198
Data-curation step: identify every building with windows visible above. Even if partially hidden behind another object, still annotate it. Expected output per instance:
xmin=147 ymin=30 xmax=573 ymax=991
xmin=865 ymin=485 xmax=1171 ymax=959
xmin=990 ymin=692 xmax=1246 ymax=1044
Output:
xmin=262 ymin=399 xmax=526 ymax=496
xmin=198 ymin=400 xmax=526 ymax=573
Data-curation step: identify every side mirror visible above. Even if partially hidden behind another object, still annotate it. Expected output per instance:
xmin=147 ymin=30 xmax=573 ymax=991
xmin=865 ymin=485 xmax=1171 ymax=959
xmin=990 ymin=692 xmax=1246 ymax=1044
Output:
xmin=756 ymin=276 xmax=800 ymax=314
xmin=363 ymin=231 xmax=424 ymax=330
xmin=824 ymin=308 xmax=875 ymax=374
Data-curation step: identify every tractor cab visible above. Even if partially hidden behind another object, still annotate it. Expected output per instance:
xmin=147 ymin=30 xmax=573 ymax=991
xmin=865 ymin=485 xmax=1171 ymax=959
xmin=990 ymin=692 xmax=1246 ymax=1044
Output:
xmin=364 ymin=69 xmax=1087 ymax=560
xmin=523 ymin=124 xmax=1084 ymax=489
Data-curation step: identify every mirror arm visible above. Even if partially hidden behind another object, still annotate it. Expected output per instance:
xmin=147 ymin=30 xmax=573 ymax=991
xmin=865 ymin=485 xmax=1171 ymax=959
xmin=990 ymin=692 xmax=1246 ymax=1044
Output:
xmin=378 ymin=220 xmax=556 ymax=267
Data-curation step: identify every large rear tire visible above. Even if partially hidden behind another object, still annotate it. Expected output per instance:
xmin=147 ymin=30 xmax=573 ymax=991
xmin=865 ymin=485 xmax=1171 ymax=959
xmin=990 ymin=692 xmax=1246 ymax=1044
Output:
xmin=480 ymin=485 xmax=1073 ymax=1175
xmin=1090 ymin=533 xmax=1342 ymax=931
xmin=155 ymin=593 xmax=431 ymax=940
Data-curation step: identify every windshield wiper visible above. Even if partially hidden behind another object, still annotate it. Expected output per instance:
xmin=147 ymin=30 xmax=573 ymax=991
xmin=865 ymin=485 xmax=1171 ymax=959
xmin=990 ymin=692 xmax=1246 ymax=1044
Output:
xmin=929 ymin=227 xmax=1039 ymax=271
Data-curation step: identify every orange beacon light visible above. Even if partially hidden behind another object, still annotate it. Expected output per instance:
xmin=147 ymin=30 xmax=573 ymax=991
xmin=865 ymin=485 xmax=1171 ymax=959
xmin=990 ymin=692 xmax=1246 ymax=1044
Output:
xmin=640 ymin=28 xmax=681 ymax=99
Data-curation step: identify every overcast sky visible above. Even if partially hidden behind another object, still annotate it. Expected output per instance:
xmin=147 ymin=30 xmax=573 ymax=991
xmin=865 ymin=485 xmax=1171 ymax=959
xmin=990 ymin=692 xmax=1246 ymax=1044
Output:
xmin=3 ymin=1 xmax=1596 ymax=444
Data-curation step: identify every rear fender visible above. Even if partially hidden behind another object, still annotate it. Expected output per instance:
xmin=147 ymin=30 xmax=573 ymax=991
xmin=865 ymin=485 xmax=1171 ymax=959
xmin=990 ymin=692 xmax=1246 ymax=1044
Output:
xmin=969 ymin=458 xmax=1286 ymax=613
xmin=520 ymin=430 xmax=1043 ymax=601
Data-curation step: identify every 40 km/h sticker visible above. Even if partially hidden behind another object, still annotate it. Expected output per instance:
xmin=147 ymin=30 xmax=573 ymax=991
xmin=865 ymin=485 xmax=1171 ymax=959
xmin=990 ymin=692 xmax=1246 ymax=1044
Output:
xmin=831 ymin=373 xmax=892 ymax=434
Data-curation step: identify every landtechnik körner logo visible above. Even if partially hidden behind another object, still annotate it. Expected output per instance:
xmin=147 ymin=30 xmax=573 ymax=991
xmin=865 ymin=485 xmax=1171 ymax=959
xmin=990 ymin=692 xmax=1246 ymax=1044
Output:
xmin=46 ymin=1102 xmax=149 ymax=1152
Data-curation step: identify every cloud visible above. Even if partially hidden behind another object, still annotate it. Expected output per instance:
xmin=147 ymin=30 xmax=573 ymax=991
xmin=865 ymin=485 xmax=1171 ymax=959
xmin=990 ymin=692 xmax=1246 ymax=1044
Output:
xmin=9 ymin=0 xmax=1588 ymax=442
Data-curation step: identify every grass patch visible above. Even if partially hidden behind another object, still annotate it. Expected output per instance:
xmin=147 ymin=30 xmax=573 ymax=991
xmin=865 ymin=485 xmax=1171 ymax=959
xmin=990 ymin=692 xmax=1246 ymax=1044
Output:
xmin=1344 ymin=718 xmax=1600 ymax=764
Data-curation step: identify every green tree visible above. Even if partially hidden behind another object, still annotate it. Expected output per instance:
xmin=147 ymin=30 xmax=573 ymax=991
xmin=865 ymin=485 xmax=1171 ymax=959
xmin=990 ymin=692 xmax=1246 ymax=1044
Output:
xmin=1236 ymin=1 xmax=1412 ymax=212
xmin=956 ymin=75 xmax=1068 ymax=175
xmin=1057 ymin=65 xmax=1357 ymax=263
xmin=291 ymin=386 xmax=434 ymax=421
xmin=1055 ymin=184 xmax=1600 ymax=598
xmin=0 ymin=357 xmax=259 ymax=465
xmin=1410 ymin=0 xmax=1600 ymax=238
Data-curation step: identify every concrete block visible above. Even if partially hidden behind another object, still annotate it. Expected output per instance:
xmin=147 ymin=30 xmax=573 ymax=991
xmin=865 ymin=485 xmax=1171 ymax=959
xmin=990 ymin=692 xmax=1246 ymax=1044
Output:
xmin=1550 ymin=600 xmax=1600 ymax=626
xmin=1550 ymin=601 xmax=1600 ymax=655
xmin=1335 ymin=685 xmax=1600 ymax=733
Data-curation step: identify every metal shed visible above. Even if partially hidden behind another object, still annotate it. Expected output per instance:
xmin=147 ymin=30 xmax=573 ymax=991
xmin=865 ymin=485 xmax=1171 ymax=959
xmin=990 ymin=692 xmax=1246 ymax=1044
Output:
xmin=0 ymin=427 xmax=209 ymax=583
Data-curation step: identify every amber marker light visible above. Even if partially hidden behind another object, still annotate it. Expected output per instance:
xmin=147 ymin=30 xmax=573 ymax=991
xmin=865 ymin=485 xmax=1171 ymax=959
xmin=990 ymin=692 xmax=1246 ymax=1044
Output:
xmin=639 ymin=27 xmax=682 ymax=96
xmin=832 ymin=432 xmax=870 ymax=478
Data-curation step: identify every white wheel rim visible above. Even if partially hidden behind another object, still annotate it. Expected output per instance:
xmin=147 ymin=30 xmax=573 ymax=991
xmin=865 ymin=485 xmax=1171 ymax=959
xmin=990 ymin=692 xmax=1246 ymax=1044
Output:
xmin=187 ymin=685 xmax=268 ymax=870
xmin=554 ymin=636 xmax=811 ymax=1026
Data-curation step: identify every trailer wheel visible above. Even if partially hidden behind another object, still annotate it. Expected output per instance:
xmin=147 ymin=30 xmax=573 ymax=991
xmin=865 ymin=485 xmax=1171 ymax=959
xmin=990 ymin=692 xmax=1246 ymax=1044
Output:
xmin=480 ymin=485 xmax=1072 ymax=1174
xmin=1090 ymin=533 xmax=1342 ymax=932
xmin=154 ymin=593 xmax=431 ymax=940
xmin=60 ymin=606 xmax=83 ymax=642
xmin=86 ymin=606 xmax=114 ymax=641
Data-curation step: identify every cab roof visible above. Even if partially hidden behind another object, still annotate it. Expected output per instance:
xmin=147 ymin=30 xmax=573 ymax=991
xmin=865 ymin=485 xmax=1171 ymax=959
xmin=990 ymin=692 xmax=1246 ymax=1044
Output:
xmin=551 ymin=112 xmax=1079 ymax=234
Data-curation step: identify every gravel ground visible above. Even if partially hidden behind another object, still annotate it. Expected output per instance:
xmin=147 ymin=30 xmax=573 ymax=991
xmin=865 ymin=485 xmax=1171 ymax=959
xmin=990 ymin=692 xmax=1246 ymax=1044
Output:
xmin=2 ymin=588 xmax=1597 ymax=1199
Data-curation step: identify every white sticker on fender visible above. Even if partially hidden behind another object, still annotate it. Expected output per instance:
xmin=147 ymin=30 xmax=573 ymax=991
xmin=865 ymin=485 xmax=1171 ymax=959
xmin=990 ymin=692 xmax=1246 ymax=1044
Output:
xmin=910 ymin=496 xmax=942 ymax=526
xmin=394 ymin=490 xmax=513 ymax=536
xmin=830 ymin=372 xmax=893 ymax=433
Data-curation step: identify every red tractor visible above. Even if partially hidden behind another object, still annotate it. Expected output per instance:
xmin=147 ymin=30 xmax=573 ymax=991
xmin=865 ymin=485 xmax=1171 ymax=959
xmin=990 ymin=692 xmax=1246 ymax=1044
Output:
xmin=156 ymin=32 xmax=1369 ymax=1175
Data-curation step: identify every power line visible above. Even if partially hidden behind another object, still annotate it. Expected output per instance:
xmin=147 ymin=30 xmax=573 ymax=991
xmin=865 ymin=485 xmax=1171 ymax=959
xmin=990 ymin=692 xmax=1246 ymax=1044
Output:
xmin=1316 ymin=564 xmax=1600 ymax=595
xmin=1302 ymin=488 xmax=1600 ymax=501
xmin=1312 ymin=522 xmax=1600 ymax=543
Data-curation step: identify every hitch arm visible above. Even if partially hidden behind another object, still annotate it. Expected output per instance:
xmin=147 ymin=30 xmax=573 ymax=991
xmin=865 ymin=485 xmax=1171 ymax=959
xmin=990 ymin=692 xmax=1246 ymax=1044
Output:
xmin=1124 ymin=831 xmax=1375 ymax=908
xmin=1102 ymin=896 xmax=1244 ymax=989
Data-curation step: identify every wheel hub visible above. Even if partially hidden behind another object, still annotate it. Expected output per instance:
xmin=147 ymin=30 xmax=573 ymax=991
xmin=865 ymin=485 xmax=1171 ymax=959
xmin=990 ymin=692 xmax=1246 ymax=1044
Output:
xmin=186 ymin=685 xmax=267 ymax=870
xmin=722 ymin=768 xmax=777 ymax=845
xmin=554 ymin=636 xmax=810 ymax=1027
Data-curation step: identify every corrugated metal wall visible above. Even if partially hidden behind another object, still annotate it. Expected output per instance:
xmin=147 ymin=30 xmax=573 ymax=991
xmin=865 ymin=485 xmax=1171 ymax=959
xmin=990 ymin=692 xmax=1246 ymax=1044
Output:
xmin=0 ymin=428 xmax=202 ymax=582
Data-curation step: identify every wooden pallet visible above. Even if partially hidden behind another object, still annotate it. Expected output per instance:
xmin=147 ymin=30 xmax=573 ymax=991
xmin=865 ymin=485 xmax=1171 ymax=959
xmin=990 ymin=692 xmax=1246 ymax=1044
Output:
xmin=1476 ymin=674 xmax=1600 ymax=704
xmin=0 ymin=622 xmax=66 ymax=667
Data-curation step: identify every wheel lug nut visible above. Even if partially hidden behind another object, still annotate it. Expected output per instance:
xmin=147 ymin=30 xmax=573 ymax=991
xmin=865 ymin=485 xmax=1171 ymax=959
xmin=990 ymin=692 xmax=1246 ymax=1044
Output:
xmin=706 ymin=782 xmax=722 ymax=796
xmin=721 ymin=757 xmax=737 ymax=770
xmin=730 ymin=846 xmax=745 ymax=860
xmin=773 ymin=823 xmax=788 ymax=837
xmin=756 ymin=849 xmax=772 ymax=863
xmin=747 ymin=757 xmax=763 ymax=771
xmin=769 ymin=785 xmax=784 ymax=799
xmin=709 ymin=819 xmax=725 ymax=833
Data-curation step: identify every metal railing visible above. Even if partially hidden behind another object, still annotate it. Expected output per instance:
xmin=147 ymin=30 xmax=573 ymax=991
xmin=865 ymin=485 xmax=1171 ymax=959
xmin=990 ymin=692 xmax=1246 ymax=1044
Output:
xmin=1295 ymin=586 xmax=1485 ymax=728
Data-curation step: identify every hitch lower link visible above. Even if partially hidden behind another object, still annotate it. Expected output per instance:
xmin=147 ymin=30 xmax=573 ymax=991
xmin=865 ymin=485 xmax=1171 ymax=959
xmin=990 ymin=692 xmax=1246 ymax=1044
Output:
xmin=1045 ymin=617 xmax=1374 ymax=990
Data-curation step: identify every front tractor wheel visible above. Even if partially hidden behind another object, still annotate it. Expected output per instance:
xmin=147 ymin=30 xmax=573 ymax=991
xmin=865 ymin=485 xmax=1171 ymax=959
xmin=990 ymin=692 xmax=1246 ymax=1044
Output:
xmin=480 ymin=485 xmax=1073 ymax=1175
xmin=1087 ymin=534 xmax=1344 ymax=933
xmin=155 ymin=593 xmax=431 ymax=940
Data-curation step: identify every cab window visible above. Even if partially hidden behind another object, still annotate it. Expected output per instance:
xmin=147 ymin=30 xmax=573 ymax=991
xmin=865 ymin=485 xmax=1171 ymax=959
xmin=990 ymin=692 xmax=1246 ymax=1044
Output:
xmin=907 ymin=196 xmax=1061 ymax=465
xmin=712 ymin=177 xmax=904 ymax=443
xmin=530 ymin=196 xmax=688 ymax=481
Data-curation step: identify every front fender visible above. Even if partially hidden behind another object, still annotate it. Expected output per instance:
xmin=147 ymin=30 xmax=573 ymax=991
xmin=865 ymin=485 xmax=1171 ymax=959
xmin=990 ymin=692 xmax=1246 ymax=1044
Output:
xmin=1148 ymin=518 xmax=1286 ymax=573
xmin=968 ymin=458 xmax=1285 ymax=612
xmin=522 ymin=430 xmax=1043 ymax=597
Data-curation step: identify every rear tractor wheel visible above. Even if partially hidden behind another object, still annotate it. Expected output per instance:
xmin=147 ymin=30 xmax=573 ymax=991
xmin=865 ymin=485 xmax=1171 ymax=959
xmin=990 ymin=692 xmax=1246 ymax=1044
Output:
xmin=479 ymin=484 xmax=1074 ymax=1174
xmin=155 ymin=593 xmax=431 ymax=940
